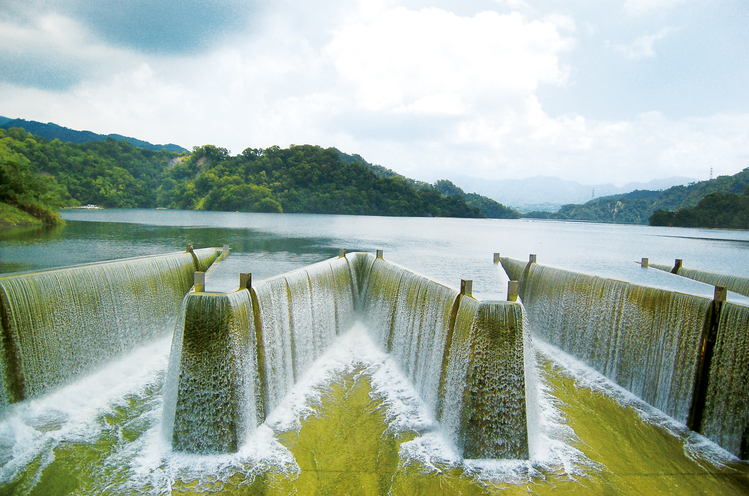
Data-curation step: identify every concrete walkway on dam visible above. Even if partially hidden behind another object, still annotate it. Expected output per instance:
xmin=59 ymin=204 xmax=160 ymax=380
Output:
xmin=3 ymin=325 xmax=747 ymax=495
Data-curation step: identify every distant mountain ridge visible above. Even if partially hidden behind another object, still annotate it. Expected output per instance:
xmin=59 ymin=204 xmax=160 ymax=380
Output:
xmin=0 ymin=117 xmax=188 ymax=153
xmin=451 ymin=174 xmax=695 ymax=212
xmin=524 ymin=167 xmax=749 ymax=225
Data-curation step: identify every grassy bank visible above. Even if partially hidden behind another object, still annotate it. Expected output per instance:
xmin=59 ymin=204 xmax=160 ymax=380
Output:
xmin=0 ymin=202 xmax=42 ymax=227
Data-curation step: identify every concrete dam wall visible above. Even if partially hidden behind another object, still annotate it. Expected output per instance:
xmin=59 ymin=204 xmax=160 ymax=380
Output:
xmin=164 ymin=252 xmax=530 ymax=460
xmin=0 ymin=247 xmax=221 ymax=409
xmin=501 ymin=256 xmax=749 ymax=460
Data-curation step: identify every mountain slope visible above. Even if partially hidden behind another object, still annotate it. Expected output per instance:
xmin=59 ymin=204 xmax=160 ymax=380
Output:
xmin=523 ymin=168 xmax=749 ymax=225
xmin=334 ymin=150 xmax=519 ymax=219
xmin=159 ymin=144 xmax=483 ymax=218
xmin=650 ymin=188 xmax=749 ymax=229
xmin=0 ymin=117 xmax=187 ymax=153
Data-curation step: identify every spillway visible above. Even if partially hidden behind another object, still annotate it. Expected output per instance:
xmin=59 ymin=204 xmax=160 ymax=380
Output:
xmin=166 ymin=252 xmax=530 ymax=459
xmin=500 ymin=255 xmax=749 ymax=460
xmin=2 ymin=243 xmax=749 ymax=494
xmin=0 ymin=247 xmax=220 ymax=409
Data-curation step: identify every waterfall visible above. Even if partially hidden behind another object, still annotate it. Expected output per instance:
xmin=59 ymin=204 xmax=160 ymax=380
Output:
xmin=254 ymin=276 xmax=295 ymax=413
xmin=701 ymin=302 xmax=749 ymax=458
xmin=361 ymin=257 xmax=459 ymax=415
xmin=502 ymin=256 xmax=749 ymax=459
xmin=169 ymin=290 xmax=259 ymax=453
xmin=359 ymin=256 xmax=529 ymax=459
xmin=439 ymin=296 xmax=528 ymax=459
xmin=167 ymin=255 xmax=359 ymax=453
xmin=498 ymin=256 xmax=528 ymax=288
xmin=168 ymin=253 xmax=529 ymax=459
xmin=0 ymin=248 xmax=220 ymax=408
xmin=514 ymin=261 xmax=710 ymax=424
xmin=255 ymin=256 xmax=357 ymax=413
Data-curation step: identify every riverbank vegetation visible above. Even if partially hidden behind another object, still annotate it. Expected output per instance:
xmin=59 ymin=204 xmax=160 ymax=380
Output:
xmin=7 ymin=121 xmax=746 ymax=228
xmin=160 ymin=144 xmax=484 ymax=218
xmin=0 ymin=130 xmax=66 ymax=225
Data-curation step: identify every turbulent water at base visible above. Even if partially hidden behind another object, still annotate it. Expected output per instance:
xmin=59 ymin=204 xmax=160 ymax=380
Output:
xmin=3 ymin=211 xmax=749 ymax=493
xmin=358 ymin=255 xmax=528 ymax=459
xmin=361 ymin=256 xmax=459 ymax=416
xmin=0 ymin=250 xmax=218 ymax=408
xmin=255 ymin=256 xmax=356 ymax=414
xmin=164 ymin=255 xmax=359 ymax=455
xmin=518 ymin=262 xmax=711 ymax=425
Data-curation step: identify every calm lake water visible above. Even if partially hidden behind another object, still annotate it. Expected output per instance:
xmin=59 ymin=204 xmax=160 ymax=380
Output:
xmin=3 ymin=208 xmax=749 ymax=299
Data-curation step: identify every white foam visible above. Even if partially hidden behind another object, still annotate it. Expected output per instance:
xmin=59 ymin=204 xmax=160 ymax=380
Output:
xmin=534 ymin=339 xmax=740 ymax=468
xmin=0 ymin=333 xmax=173 ymax=485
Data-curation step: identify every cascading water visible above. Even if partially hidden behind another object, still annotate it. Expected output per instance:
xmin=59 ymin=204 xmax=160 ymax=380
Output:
xmin=0 ymin=249 xmax=219 ymax=408
xmin=701 ymin=302 xmax=749 ymax=458
xmin=439 ymin=296 xmax=529 ymax=459
xmin=168 ymin=290 xmax=259 ymax=454
xmin=167 ymin=255 xmax=359 ymax=453
xmin=254 ymin=276 xmax=296 ymax=414
xmin=358 ymin=255 xmax=529 ymax=459
xmin=515 ymin=261 xmax=710 ymax=424
xmin=361 ymin=258 xmax=459 ymax=415
xmin=502 ymin=256 xmax=749 ymax=460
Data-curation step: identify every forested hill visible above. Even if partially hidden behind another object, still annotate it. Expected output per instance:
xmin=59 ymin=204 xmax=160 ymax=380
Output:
xmin=523 ymin=167 xmax=749 ymax=226
xmin=0 ymin=117 xmax=187 ymax=153
xmin=649 ymin=187 xmax=749 ymax=229
xmin=334 ymin=149 xmax=519 ymax=219
xmin=0 ymin=126 xmax=520 ymax=219
xmin=158 ymin=144 xmax=483 ymax=217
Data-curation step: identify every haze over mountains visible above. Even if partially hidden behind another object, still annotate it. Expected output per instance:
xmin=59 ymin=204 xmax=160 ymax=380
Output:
xmin=453 ymin=175 xmax=695 ymax=212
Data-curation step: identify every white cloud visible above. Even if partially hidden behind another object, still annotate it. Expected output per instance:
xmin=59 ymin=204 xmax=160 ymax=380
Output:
xmin=1 ymin=0 xmax=747 ymax=189
xmin=0 ymin=12 xmax=139 ymax=89
xmin=324 ymin=8 xmax=573 ymax=112
xmin=622 ymin=0 xmax=687 ymax=16
xmin=612 ymin=27 xmax=675 ymax=59
xmin=491 ymin=0 xmax=531 ymax=10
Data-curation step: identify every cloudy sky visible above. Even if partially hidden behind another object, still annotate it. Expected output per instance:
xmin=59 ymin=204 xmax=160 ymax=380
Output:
xmin=1 ymin=0 xmax=747 ymax=186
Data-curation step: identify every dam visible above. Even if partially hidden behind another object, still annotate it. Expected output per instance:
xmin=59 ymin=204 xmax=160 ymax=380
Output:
xmin=0 ymin=236 xmax=747 ymax=494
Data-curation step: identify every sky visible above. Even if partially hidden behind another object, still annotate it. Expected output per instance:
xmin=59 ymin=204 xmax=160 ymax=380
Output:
xmin=1 ymin=0 xmax=748 ymax=186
